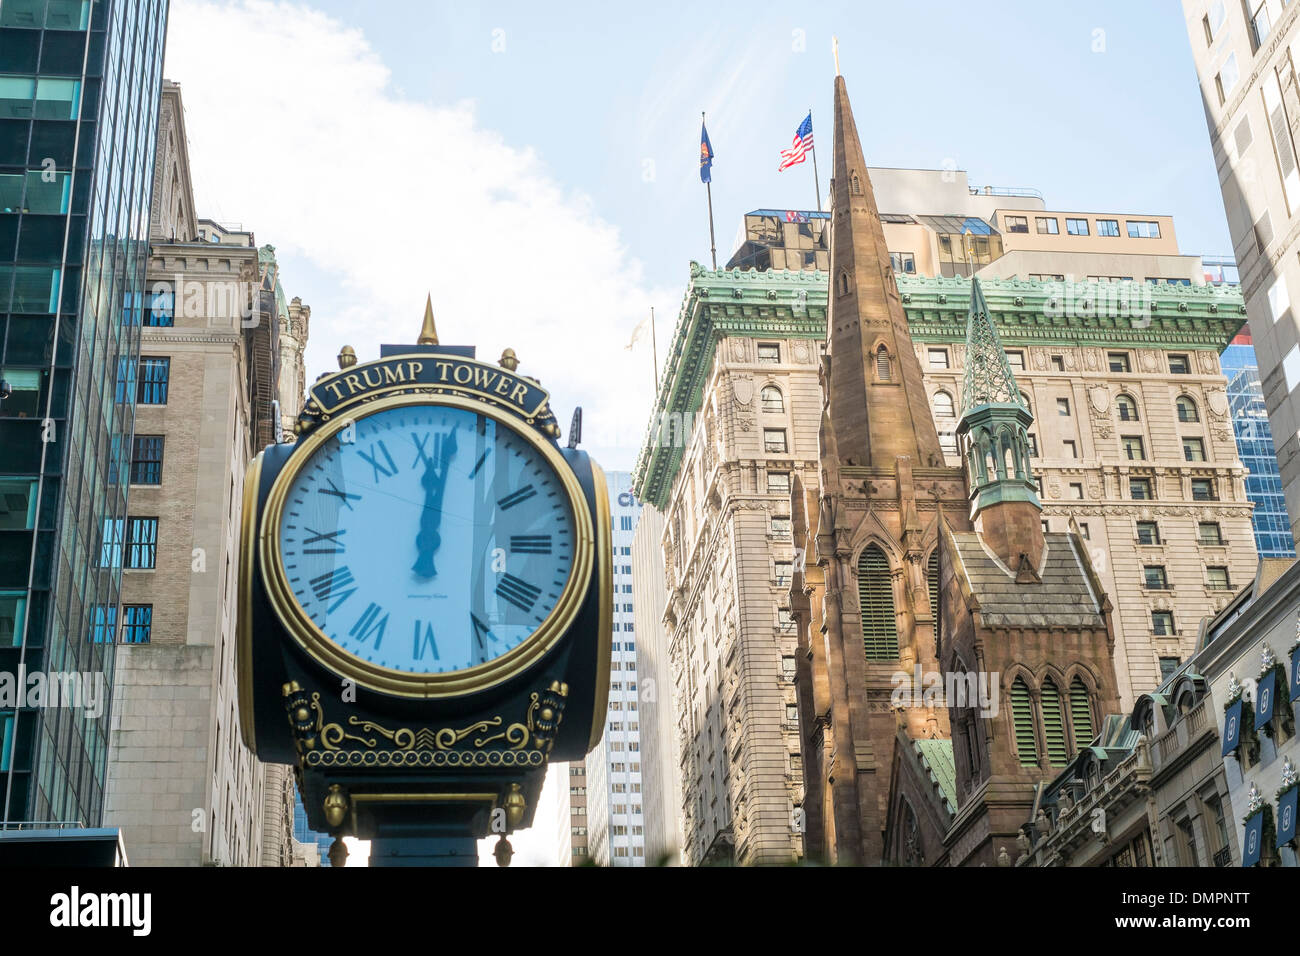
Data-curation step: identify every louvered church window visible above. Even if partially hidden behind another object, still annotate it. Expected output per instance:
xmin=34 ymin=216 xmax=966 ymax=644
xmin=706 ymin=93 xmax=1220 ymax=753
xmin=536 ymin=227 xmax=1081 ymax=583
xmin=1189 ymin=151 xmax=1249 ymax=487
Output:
xmin=857 ymin=545 xmax=898 ymax=661
xmin=876 ymin=346 xmax=891 ymax=382
xmin=927 ymin=550 xmax=941 ymax=647
xmin=1040 ymin=679 xmax=1068 ymax=766
xmin=1011 ymin=678 xmax=1037 ymax=767
xmin=1070 ymin=677 xmax=1094 ymax=749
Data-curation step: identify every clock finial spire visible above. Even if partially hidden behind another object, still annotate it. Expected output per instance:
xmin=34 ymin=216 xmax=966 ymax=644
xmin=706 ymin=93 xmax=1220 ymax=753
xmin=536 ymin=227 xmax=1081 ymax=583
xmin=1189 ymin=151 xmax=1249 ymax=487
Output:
xmin=418 ymin=294 xmax=439 ymax=345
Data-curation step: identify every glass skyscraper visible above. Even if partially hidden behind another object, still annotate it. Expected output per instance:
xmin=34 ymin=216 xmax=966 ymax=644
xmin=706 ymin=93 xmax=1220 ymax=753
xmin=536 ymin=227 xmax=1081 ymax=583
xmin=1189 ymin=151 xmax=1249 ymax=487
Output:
xmin=292 ymin=791 xmax=331 ymax=866
xmin=1221 ymin=331 xmax=1296 ymax=558
xmin=0 ymin=0 xmax=168 ymax=827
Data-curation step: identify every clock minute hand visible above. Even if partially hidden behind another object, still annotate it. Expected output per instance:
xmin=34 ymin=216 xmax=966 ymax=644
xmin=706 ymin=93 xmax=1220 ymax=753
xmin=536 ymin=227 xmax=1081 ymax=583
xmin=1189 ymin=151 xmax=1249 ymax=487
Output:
xmin=412 ymin=428 xmax=457 ymax=578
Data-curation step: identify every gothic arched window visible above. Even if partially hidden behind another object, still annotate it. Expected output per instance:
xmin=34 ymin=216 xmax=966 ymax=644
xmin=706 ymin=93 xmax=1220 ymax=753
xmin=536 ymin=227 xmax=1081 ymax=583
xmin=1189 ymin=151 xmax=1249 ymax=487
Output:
xmin=857 ymin=545 xmax=899 ymax=661
xmin=1011 ymin=677 xmax=1037 ymax=768
xmin=875 ymin=345 xmax=891 ymax=382
xmin=1040 ymin=679 xmax=1068 ymax=766
xmin=1070 ymin=676 xmax=1094 ymax=749
xmin=927 ymin=549 xmax=941 ymax=651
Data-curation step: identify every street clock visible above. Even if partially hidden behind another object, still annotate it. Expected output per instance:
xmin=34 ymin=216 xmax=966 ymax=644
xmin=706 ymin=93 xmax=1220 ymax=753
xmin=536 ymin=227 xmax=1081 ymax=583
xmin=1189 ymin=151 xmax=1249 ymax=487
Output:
xmin=237 ymin=303 xmax=611 ymax=864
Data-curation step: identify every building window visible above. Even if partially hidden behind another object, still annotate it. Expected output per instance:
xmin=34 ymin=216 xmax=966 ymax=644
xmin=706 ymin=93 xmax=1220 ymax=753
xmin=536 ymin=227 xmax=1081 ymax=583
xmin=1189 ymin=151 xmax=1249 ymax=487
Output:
xmin=928 ymin=348 xmax=949 ymax=369
xmin=1176 ymin=395 xmax=1199 ymax=422
xmin=786 ymin=703 xmax=798 ymax=722
xmin=1152 ymin=611 xmax=1175 ymax=636
xmin=763 ymin=429 xmax=787 ymax=453
xmin=1108 ymin=352 xmax=1131 ymax=373
xmin=928 ymin=550 xmax=941 ymax=644
xmin=767 ymin=472 xmax=790 ymax=495
xmin=1004 ymin=215 xmax=1028 ymax=233
xmin=1169 ymin=354 xmax=1190 ymax=374
xmin=1137 ymin=521 xmax=1161 ymax=545
xmin=890 ymin=252 xmax=916 ymax=274
xmin=774 ymin=561 xmax=792 ymax=587
xmin=126 ymin=517 xmax=158 ymax=569
xmin=1159 ymin=656 xmax=1181 ymax=681
xmin=1069 ymin=482 xmax=1083 ymax=500
xmin=0 ymin=478 xmax=37 ymax=530
xmin=1063 ymin=439 xmax=1077 ymax=458
xmin=1216 ymin=53 xmax=1240 ymax=104
xmin=1183 ymin=437 xmax=1206 ymax=462
xmin=129 ymin=435 xmax=164 ymax=484
xmin=875 ymin=345 xmax=891 ymax=382
xmin=1056 ymin=398 xmax=1070 ymax=416
xmin=1027 ymin=433 xmax=1038 ymax=457
xmin=1097 ymin=219 xmax=1120 ymax=237
xmin=933 ymin=390 xmax=954 ymax=418
xmin=1005 ymin=350 xmax=1025 ymax=370
xmin=1126 ymin=219 xmax=1161 ymax=239
xmin=757 ymin=343 xmax=780 ymax=364
xmin=1121 ymin=435 xmax=1145 ymax=460
xmin=1198 ymin=522 xmax=1223 ymax=546
xmin=1036 ymin=216 xmax=1059 ymax=235
xmin=778 ymin=608 xmax=795 ymax=633
xmin=135 ymin=356 xmax=170 ymax=404
xmin=121 ymin=605 xmax=153 ymax=643
xmin=1207 ymin=566 xmax=1231 ymax=590
xmin=1065 ymin=218 xmax=1090 ymax=236
xmin=781 ymin=655 xmax=796 ymax=678
xmin=1191 ymin=478 xmax=1216 ymax=501
xmin=89 ymin=605 xmax=116 ymax=643
xmin=1011 ymin=677 xmax=1038 ymax=767
xmin=771 ymin=515 xmax=791 ymax=539
xmin=1130 ymin=478 xmax=1152 ymax=500
xmin=1040 ymin=679 xmax=1068 ymax=766
xmin=1143 ymin=565 xmax=1168 ymax=590
xmin=1203 ymin=0 xmax=1225 ymax=44
xmin=1078 ymin=522 xmax=1090 ymax=539
xmin=1051 ymin=355 xmax=1065 ymax=372
xmin=857 ymin=545 xmax=899 ymax=661
xmin=1070 ymin=677 xmax=1094 ymax=749
xmin=939 ymin=431 xmax=958 ymax=456
xmin=761 ymin=385 xmax=784 ymax=413
xmin=1116 ymin=394 xmax=1139 ymax=421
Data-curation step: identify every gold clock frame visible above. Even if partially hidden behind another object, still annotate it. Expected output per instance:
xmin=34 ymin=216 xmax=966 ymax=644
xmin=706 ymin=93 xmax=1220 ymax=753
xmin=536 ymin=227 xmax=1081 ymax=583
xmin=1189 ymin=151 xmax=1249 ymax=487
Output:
xmin=258 ymin=392 xmax=596 ymax=699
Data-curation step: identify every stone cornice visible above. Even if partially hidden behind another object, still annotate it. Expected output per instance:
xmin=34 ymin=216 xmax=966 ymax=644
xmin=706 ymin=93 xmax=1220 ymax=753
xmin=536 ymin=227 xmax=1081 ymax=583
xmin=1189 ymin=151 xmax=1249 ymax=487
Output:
xmin=633 ymin=271 xmax=1247 ymax=510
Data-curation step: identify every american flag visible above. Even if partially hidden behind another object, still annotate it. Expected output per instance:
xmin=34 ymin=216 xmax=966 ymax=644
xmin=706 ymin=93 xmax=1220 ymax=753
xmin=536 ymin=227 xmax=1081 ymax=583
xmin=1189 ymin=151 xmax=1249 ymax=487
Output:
xmin=778 ymin=113 xmax=814 ymax=171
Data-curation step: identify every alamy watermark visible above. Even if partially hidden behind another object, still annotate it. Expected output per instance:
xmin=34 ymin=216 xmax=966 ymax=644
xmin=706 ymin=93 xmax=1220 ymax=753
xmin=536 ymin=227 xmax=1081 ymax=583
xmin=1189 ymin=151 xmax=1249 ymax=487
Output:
xmin=0 ymin=667 xmax=106 ymax=719
xmin=890 ymin=665 xmax=1000 ymax=718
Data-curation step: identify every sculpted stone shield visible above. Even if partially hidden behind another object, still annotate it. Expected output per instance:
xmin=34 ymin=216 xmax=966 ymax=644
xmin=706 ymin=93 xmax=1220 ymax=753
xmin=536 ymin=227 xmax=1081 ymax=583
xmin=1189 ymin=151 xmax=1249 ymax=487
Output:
xmin=1087 ymin=385 xmax=1110 ymax=415
xmin=732 ymin=376 xmax=754 ymax=406
xmin=1206 ymin=387 xmax=1229 ymax=419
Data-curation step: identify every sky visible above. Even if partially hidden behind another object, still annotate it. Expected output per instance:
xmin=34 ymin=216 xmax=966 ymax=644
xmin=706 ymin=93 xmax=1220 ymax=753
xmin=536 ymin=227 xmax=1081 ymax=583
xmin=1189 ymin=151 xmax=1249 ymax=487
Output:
xmin=162 ymin=0 xmax=1229 ymax=866
xmin=162 ymin=0 xmax=1230 ymax=478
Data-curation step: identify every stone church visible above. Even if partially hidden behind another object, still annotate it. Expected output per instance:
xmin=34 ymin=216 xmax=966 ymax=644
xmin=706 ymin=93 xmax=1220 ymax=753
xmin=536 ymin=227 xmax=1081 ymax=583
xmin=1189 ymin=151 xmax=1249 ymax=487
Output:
xmin=789 ymin=72 xmax=1122 ymax=866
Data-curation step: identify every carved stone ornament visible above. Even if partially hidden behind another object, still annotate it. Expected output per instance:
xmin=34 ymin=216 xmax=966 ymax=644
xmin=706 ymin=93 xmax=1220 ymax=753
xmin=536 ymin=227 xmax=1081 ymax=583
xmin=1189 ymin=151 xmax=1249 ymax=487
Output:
xmin=732 ymin=376 xmax=754 ymax=406
xmin=794 ymin=342 xmax=811 ymax=364
xmin=1206 ymin=386 xmax=1229 ymax=420
xmin=1087 ymin=385 xmax=1110 ymax=415
xmin=731 ymin=339 xmax=746 ymax=361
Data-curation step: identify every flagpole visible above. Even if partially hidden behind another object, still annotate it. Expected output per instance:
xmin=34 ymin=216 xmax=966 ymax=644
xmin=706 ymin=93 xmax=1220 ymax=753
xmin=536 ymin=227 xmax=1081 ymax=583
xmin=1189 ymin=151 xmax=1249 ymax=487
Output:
xmin=650 ymin=306 xmax=659 ymax=391
xmin=703 ymin=111 xmax=717 ymax=270
xmin=809 ymin=108 xmax=822 ymax=212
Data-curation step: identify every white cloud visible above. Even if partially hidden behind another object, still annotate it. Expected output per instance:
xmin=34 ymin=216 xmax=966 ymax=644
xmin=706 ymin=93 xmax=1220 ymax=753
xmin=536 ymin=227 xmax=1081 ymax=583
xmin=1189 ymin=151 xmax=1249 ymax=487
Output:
xmin=165 ymin=0 xmax=670 ymax=468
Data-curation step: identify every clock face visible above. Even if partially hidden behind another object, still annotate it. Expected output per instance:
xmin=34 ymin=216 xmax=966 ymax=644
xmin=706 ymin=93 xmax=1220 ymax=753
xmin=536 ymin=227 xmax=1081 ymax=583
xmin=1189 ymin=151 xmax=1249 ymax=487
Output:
xmin=273 ymin=402 xmax=578 ymax=678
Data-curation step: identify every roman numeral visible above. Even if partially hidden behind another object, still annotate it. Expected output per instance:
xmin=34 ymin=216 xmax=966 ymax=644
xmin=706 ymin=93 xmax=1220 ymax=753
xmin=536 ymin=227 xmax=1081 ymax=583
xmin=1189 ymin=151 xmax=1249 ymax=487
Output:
xmin=509 ymin=534 xmax=552 ymax=554
xmin=412 ymin=620 xmax=439 ymax=661
xmin=497 ymin=484 xmax=537 ymax=511
xmin=303 ymin=527 xmax=346 ymax=554
xmin=410 ymin=431 xmax=431 ymax=468
xmin=358 ymin=440 xmax=398 ymax=482
xmin=348 ymin=602 xmax=388 ymax=648
xmin=496 ymin=574 xmax=541 ymax=613
xmin=309 ymin=566 xmax=357 ymax=612
xmin=318 ymin=478 xmax=360 ymax=509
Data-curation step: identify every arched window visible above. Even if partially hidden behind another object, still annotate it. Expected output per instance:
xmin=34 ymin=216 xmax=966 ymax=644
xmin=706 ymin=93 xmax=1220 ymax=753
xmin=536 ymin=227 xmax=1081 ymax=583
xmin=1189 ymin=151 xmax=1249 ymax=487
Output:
xmin=1176 ymin=395 xmax=1199 ymax=422
xmin=1020 ymin=391 xmax=1032 ymax=412
xmin=1011 ymin=678 xmax=1037 ymax=767
xmin=857 ymin=545 xmax=899 ymax=661
xmin=875 ymin=345 xmax=891 ymax=382
xmin=933 ymin=391 xmax=954 ymax=418
xmin=761 ymin=385 xmax=784 ymax=413
xmin=1070 ymin=677 xmax=1094 ymax=749
xmin=1040 ymin=679 xmax=1068 ymax=766
xmin=927 ymin=549 xmax=941 ymax=649
xmin=1116 ymin=394 xmax=1139 ymax=422
xmin=837 ymin=271 xmax=851 ymax=296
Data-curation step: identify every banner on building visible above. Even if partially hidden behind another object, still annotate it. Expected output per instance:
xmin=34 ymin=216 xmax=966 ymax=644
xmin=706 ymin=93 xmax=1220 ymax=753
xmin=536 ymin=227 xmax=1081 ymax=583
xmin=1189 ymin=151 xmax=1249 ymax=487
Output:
xmin=1258 ymin=669 xmax=1278 ymax=727
xmin=1277 ymin=788 xmax=1298 ymax=848
xmin=1222 ymin=699 xmax=1243 ymax=756
xmin=1243 ymin=810 xmax=1264 ymax=867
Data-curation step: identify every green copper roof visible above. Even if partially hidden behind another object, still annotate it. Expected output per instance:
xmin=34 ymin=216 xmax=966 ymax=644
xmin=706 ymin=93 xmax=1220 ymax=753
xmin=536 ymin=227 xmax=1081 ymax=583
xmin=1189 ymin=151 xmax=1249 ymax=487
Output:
xmin=631 ymin=270 xmax=1246 ymax=509
xmin=959 ymin=277 xmax=1025 ymax=417
xmin=914 ymin=738 xmax=956 ymax=815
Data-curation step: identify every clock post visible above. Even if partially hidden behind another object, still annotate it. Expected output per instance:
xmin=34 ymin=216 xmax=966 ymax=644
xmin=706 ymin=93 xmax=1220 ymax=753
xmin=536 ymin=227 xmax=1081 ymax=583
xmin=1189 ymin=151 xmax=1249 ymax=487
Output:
xmin=237 ymin=300 xmax=612 ymax=865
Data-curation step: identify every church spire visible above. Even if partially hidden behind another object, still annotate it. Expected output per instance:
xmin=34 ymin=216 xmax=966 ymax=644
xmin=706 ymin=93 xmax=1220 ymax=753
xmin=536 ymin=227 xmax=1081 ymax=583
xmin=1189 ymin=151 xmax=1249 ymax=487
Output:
xmin=956 ymin=278 xmax=1043 ymax=571
xmin=824 ymin=74 xmax=943 ymax=467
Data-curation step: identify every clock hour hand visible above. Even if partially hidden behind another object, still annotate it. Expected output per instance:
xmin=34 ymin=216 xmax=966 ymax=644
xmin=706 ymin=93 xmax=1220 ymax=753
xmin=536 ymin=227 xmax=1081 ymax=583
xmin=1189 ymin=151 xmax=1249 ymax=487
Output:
xmin=412 ymin=428 xmax=458 ymax=578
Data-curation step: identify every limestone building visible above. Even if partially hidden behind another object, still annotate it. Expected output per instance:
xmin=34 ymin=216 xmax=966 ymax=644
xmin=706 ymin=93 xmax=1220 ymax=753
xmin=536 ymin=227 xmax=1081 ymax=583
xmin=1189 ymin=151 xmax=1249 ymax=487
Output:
xmin=100 ymin=82 xmax=309 ymax=866
xmin=1182 ymin=0 xmax=1300 ymax=545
